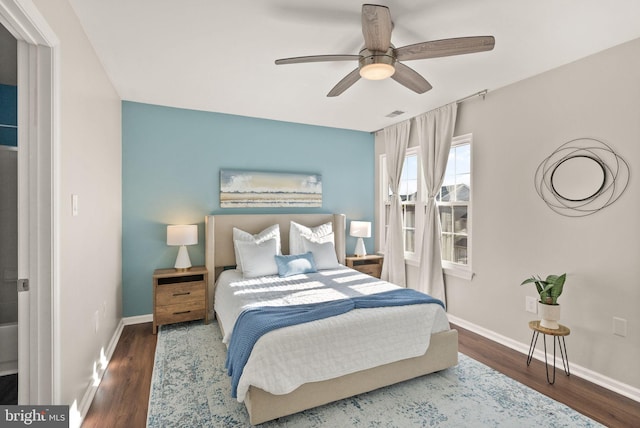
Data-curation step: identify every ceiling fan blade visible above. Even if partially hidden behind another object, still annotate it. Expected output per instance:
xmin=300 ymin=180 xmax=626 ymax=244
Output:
xmin=327 ymin=68 xmax=361 ymax=97
xmin=391 ymin=62 xmax=432 ymax=94
xmin=361 ymin=4 xmax=393 ymax=52
xmin=275 ymin=54 xmax=360 ymax=65
xmin=395 ymin=36 xmax=495 ymax=61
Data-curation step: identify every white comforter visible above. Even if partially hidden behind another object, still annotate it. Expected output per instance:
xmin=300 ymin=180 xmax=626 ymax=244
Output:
xmin=214 ymin=266 xmax=450 ymax=402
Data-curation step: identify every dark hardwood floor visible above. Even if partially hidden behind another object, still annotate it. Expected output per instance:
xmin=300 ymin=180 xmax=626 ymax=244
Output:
xmin=82 ymin=323 xmax=157 ymax=428
xmin=455 ymin=323 xmax=640 ymax=427
xmin=0 ymin=373 xmax=18 ymax=405
xmin=82 ymin=322 xmax=640 ymax=427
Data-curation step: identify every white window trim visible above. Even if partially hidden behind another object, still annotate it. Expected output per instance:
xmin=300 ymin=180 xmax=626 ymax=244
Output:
xmin=379 ymin=146 xmax=423 ymax=264
xmin=441 ymin=133 xmax=473 ymax=280
xmin=379 ymin=134 xmax=474 ymax=281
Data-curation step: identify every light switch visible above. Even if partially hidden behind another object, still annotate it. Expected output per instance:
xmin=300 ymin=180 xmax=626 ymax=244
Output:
xmin=72 ymin=194 xmax=78 ymax=216
xmin=613 ymin=317 xmax=627 ymax=337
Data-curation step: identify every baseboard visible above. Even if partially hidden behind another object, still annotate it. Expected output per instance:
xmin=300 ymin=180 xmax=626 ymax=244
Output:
xmin=122 ymin=314 xmax=153 ymax=325
xmin=76 ymin=318 xmax=125 ymax=422
xmin=72 ymin=314 xmax=154 ymax=425
xmin=448 ymin=315 xmax=640 ymax=403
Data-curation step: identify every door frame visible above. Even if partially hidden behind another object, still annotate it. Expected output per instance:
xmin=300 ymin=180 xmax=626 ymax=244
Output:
xmin=0 ymin=0 xmax=59 ymax=404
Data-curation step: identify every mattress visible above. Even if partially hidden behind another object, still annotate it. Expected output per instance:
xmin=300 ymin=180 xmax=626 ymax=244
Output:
xmin=214 ymin=266 xmax=450 ymax=402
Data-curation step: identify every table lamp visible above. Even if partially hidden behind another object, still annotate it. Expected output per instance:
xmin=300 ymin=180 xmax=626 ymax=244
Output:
xmin=167 ymin=224 xmax=198 ymax=270
xmin=350 ymin=221 xmax=371 ymax=257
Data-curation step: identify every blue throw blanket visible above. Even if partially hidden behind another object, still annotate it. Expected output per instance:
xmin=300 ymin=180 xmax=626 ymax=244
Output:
xmin=225 ymin=288 xmax=444 ymax=398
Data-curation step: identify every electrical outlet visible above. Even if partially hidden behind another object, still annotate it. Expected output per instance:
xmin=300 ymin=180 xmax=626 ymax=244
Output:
xmin=613 ymin=317 xmax=627 ymax=337
xmin=525 ymin=296 xmax=537 ymax=314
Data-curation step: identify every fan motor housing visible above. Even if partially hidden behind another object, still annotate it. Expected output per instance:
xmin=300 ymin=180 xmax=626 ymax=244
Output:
xmin=359 ymin=48 xmax=396 ymax=70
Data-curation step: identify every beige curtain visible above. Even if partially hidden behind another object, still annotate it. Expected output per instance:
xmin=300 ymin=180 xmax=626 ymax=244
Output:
xmin=415 ymin=103 xmax=458 ymax=305
xmin=380 ymin=121 xmax=410 ymax=286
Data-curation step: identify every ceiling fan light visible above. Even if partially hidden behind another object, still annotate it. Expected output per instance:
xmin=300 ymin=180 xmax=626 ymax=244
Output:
xmin=360 ymin=63 xmax=395 ymax=80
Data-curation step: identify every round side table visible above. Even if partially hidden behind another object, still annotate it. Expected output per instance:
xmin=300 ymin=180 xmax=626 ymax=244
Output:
xmin=526 ymin=320 xmax=570 ymax=384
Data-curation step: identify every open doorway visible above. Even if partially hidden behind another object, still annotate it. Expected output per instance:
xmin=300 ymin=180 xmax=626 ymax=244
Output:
xmin=0 ymin=0 xmax=57 ymax=406
xmin=0 ymin=21 xmax=17 ymax=405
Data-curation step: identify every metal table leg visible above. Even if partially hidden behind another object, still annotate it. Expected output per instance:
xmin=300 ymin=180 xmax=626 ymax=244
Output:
xmin=526 ymin=321 xmax=570 ymax=384
xmin=527 ymin=330 xmax=539 ymax=367
xmin=559 ymin=336 xmax=570 ymax=376
xmin=542 ymin=334 xmax=570 ymax=384
xmin=544 ymin=334 xmax=556 ymax=384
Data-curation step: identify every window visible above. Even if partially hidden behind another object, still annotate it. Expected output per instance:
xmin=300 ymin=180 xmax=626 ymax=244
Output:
xmin=379 ymin=134 xmax=472 ymax=278
xmin=437 ymin=135 xmax=472 ymax=278
xmin=381 ymin=147 xmax=422 ymax=260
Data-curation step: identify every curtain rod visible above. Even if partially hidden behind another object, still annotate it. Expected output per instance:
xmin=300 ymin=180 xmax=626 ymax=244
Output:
xmin=455 ymin=89 xmax=488 ymax=104
xmin=371 ymin=89 xmax=489 ymax=134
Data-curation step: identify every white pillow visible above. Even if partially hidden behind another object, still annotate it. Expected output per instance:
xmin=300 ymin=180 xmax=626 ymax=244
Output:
xmin=302 ymin=237 xmax=339 ymax=270
xmin=233 ymin=224 xmax=281 ymax=272
xmin=234 ymin=239 xmax=279 ymax=278
xmin=289 ymin=221 xmax=333 ymax=255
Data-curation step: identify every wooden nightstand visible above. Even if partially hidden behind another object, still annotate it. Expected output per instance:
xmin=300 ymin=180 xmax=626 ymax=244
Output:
xmin=152 ymin=266 xmax=209 ymax=334
xmin=345 ymin=254 xmax=384 ymax=278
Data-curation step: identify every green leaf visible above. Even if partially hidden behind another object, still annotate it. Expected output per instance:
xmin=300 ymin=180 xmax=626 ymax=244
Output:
xmin=521 ymin=274 xmax=566 ymax=304
xmin=549 ymin=273 xmax=566 ymax=304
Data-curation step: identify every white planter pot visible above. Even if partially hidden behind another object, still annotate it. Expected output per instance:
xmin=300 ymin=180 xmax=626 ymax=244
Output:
xmin=538 ymin=302 xmax=561 ymax=329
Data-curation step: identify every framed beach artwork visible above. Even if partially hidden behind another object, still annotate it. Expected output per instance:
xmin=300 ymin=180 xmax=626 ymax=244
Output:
xmin=220 ymin=169 xmax=322 ymax=208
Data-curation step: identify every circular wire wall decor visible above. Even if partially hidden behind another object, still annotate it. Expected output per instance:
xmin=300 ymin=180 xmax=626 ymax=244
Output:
xmin=535 ymin=138 xmax=630 ymax=217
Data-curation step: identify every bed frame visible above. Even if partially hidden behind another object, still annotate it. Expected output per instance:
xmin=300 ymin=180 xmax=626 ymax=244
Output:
xmin=205 ymin=213 xmax=458 ymax=425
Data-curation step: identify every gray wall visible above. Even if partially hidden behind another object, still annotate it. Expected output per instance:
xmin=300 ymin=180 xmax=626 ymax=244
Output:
xmin=377 ymin=37 xmax=640 ymax=391
xmin=0 ymin=24 xmax=16 ymax=86
xmin=33 ymin=0 xmax=122 ymax=408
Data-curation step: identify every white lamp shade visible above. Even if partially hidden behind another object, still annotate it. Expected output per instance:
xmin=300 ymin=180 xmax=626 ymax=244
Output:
xmin=167 ymin=224 xmax=198 ymax=246
xmin=350 ymin=221 xmax=371 ymax=238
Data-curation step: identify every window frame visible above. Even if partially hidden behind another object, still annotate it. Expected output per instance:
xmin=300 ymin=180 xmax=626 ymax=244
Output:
xmin=378 ymin=134 xmax=473 ymax=280
xmin=379 ymin=146 xmax=424 ymax=265
xmin=439 ymin=134 xmax=473 ymax=280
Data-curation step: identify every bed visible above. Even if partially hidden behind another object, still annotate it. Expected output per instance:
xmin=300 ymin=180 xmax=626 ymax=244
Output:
xmin=205 ymin=213 xmax=458 ymax=425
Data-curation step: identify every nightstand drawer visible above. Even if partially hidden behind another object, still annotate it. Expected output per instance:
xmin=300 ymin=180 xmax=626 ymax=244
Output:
xmin=152 ymin=266 xmax=209 ymax=334
xmin=156 ymin=281 xmax=205 ymax=306
xmin=155 ymin=303 xmax=205 ymax=325
xmin=356 ymin=263 xmax=382 ymax=278
xmin=345 ymin=255 xmax=384 ymax=279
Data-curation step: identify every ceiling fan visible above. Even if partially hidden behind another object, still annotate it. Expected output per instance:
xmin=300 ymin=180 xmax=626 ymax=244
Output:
xmin=275 ymin=4 xmax=495 ymax=97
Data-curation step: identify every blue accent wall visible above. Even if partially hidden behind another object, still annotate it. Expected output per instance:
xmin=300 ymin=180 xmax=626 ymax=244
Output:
xmin=122 ymin=101 xmax=375 ymax=316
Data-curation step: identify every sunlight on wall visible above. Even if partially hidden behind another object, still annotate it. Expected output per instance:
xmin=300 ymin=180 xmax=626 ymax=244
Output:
xmin=99 ymin=347 xmax=108 ymax=370
xmin=69 ymin=401 xmax=81 ymax=428
xmin=92 ymin=361 xmax=100 ymax=387
xmin=76 ymin=345 xmax=114 ymax=426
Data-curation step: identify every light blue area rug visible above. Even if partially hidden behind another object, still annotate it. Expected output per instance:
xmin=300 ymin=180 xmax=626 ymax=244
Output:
xmin=147 ymin=320 xmax=602 ymax=427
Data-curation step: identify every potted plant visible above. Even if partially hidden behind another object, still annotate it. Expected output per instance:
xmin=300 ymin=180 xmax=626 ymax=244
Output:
xmin=520 ymin=273 xmax=566 ymax=330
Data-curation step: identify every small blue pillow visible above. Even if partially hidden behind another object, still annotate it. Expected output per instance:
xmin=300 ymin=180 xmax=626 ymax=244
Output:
xmin=274 ymin=252 xmax=317 ymax=277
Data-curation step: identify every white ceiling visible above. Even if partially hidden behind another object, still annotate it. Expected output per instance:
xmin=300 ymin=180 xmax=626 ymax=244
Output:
xmin=68 ymin=0 xmax=640 ymax=132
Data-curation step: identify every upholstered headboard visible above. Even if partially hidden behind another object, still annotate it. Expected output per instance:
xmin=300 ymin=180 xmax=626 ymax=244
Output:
xmin=204 ymin=213 xmax=346 ymax=308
